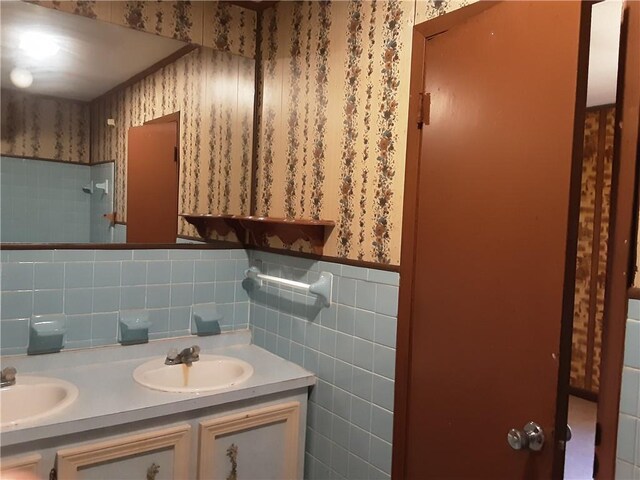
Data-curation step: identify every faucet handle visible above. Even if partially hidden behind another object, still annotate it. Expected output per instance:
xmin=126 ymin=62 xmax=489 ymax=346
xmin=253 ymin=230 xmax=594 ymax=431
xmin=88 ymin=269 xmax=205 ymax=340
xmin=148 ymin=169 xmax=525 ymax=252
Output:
xmin=2 ymin=366 xmax=17 ymax=381
xmin=166 ymin=348 xmax=178 ymax=361
xmin=191 ymin=345 xmax=200 ymax=355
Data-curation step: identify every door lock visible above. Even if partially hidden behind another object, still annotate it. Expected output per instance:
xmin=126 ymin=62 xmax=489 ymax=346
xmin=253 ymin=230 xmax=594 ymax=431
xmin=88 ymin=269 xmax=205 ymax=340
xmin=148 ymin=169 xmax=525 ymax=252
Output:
xmin=507 ymin=421 xmax=545 ymax=451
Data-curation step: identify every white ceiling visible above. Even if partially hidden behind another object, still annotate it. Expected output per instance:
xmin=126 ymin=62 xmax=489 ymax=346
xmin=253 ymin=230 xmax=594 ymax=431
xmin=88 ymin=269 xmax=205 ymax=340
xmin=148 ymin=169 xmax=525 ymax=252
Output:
xmin=587 ymin=0 xmax=623 ymax=107
xmin=1 ymin=1 xmax=187 ymax=102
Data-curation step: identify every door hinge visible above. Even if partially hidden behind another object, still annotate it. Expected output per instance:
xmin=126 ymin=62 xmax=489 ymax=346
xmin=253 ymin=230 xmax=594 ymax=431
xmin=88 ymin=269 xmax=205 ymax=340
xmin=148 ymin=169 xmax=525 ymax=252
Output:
xmin=49 ymin=467 xmax=57 ymax=480
xmin=174 ymin=146 xmax=178 ymax=163
xmin=593 ymin=451 xmax=599 ymax=478
xmin=417 ymin=92 xmax=431 ymax=128
xmin=595 ymin=422 xmax=602 ymax=446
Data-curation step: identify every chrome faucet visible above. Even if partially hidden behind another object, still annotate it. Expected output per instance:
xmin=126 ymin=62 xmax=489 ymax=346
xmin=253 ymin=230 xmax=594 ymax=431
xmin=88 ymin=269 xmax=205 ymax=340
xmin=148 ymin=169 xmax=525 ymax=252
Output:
xmin=165 ymin=345 xmax=200 ymax=366
xmin=1 ymin=366 xmax=17 ymax=388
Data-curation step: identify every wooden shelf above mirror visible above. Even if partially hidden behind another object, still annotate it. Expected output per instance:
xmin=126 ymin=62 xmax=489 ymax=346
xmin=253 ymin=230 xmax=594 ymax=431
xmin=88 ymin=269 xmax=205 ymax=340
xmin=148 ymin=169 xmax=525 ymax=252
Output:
xmin=180 ymin=214 xmax=335 ymax=255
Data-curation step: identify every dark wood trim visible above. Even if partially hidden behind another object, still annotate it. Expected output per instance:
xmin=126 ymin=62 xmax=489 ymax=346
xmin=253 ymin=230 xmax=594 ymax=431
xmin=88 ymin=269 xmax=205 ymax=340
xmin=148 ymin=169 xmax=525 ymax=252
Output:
xmin=225 ymin=1 xmax=278 ymax=12
xmin=0 ymin=243 xmax=229 ymax=250
xmin=246 ymin=244 xmax=400 ymax=273
xmin=585 ymin=107 xmax=610 ymax=392
xmin=568 ymin=386 xmax=599 ymax=403
xmin=552 ymin=3 xmax=593 ymax=478
xmin=0 ymin=154 xmax=90 ymax=167
xmin=629 ymin=287 xmax=640 ymax=300
xmin=90 ymin=159 xmax=116 ymax=166
xmin=250 ymin=10 xmax=263 ymax=216
xmin=144 ymin=112 xmax=180 ymax=125
xmin=176 ymin=235 xmax=241 ymax=248
xmin=92 ymin=45 xmax=197 ymax=104
xmin=596 ymin=2 xmax=640 ymax=478
xmin=392 ymin=29 xmax=426 ymax=480
xmin=0 ymin=240 xmax=400 ymax=270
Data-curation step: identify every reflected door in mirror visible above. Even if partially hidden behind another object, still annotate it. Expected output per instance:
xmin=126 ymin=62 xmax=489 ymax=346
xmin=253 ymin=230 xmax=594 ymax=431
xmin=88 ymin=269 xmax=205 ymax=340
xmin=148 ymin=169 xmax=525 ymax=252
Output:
xmin=127 ymin=123 xmax=178 ymax=243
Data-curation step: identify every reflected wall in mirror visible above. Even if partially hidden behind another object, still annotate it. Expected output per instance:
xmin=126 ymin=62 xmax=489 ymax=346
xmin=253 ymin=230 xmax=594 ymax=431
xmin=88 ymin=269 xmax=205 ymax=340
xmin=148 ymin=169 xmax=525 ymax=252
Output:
xmin=0 ymin=0 xmax=256 ymax=245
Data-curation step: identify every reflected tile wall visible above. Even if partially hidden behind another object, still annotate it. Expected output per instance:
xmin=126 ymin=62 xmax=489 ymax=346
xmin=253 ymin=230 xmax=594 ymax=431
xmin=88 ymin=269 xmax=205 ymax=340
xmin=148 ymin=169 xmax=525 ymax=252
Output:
xmin=0 ymin=248 xmax=250 ymax=355
xmin=1 ymin=156 xmax=90 ymax=243
xmin=247 ymin=250 xmax=398 ymax=480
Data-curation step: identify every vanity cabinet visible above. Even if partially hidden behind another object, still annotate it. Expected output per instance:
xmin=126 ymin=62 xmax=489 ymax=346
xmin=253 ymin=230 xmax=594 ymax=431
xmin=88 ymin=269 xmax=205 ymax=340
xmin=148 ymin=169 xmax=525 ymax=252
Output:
xmin=1 ymin=392 xmax=306 ymax=480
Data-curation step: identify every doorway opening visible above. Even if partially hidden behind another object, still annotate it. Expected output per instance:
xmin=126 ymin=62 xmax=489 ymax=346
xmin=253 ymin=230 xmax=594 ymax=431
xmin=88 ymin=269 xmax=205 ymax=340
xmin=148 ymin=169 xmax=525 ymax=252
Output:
xmin=565 ymin=2 xmax=622 ymax=478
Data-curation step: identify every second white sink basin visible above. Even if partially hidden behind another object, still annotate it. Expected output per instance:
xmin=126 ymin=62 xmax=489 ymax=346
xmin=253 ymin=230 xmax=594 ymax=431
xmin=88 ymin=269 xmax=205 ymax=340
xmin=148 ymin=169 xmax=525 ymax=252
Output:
xmin=0 ymin=376 xmax=79 ymax=428
xmin=133 ymin=354 xmax=254 ymax=393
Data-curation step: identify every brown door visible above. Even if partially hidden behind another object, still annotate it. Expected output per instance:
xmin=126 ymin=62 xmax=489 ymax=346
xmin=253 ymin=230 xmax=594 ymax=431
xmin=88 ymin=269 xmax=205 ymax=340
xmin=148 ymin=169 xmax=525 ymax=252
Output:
xmin=126 ymin=122 xmax=178 ymax=243
xmin=398 ymin=2 xmax=589 ymax=478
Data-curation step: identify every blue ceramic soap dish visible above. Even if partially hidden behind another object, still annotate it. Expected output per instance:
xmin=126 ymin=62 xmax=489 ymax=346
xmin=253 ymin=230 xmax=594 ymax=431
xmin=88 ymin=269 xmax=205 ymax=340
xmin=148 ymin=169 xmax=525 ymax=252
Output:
xmin=191 ymin=302 xmax=223 ymax=336
xmin=119 ymin=310 xmax=151 ymax=345
xmin=28 ymin=314 xmax=66 ymax=355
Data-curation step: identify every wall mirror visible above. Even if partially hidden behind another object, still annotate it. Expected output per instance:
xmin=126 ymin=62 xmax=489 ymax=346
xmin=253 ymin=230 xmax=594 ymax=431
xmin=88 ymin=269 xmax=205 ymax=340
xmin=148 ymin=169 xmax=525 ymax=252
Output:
xmin=0 ymin=1 xmax=256 ymax=246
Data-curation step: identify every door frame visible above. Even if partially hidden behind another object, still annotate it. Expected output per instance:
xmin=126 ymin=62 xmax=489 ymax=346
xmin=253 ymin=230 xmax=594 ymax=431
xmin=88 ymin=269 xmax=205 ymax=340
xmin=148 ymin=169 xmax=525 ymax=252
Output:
xmin=596 ymin=2 xmax=640 ymax=478
xmin=391 ymin=1 xmax=636 ymax=478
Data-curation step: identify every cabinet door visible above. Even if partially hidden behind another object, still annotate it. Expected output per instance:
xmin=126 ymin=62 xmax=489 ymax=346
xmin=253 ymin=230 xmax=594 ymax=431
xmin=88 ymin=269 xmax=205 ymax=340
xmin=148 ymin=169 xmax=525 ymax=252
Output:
xmin=56 ymin=424 xmax=190 ymax=480
xmin=1 ymin=453 xmax=41 ymax=478
xmin=198 ymin=402 xmax=301 ymax=480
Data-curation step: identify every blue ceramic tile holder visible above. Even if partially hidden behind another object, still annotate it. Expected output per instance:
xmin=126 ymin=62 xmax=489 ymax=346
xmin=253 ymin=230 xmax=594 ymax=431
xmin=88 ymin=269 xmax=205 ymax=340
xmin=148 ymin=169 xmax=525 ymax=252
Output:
xmin=28 ymin=314 xmax=66 ymax=355
xmin=119 ymin=310 xmax=151 ymax=345
xmin=192 ymin=303 xmax=223 ymax=336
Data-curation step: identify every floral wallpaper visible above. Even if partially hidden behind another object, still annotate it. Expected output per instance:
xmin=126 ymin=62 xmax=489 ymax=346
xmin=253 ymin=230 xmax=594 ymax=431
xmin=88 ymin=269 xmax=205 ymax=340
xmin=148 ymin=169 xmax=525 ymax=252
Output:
xmin=90 ymin=47 xmax=255 ymax=238
xmin=570 ymin=106 xmax=615 ymax=394
xmin=255 ymin=1 xmax=415 ymax=265
xmin=0 ymin=89 xmax=90 ymax=164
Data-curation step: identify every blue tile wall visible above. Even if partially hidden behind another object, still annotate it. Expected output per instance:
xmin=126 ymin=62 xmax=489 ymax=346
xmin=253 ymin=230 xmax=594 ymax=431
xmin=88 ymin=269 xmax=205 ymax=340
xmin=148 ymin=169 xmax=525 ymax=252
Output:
xmin=0 ymin=248 xmax=250 ymax=355
xmin=248 ymin=250 xmax=398 ymax=480
xmin=1 ymin=156 xmax=91 ymax=243
xmin=617 ymin=299 xmax=640 ymax=479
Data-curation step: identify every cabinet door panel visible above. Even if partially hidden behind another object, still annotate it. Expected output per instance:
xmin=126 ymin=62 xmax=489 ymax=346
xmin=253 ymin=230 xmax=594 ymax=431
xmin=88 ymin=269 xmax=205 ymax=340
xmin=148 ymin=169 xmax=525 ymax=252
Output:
xmin=0 ymin=453 xmax=41 ymax=478
xmin=77 ymin=447 xmax=173 ymax=480
xmin=57 ymin=424 xmax=190 ymax=480
xmin=199 ymin=402 xmax=301 ymax=480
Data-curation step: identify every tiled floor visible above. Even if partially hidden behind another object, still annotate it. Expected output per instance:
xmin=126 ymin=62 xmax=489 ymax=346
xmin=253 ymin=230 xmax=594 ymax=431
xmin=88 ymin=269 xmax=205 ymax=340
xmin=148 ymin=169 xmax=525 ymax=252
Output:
xmin=565 ymin=395 xmax=597 ymax=479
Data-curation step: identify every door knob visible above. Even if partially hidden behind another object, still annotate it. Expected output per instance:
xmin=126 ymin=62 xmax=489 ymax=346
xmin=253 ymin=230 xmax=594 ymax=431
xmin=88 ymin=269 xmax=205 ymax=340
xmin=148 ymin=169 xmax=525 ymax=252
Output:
xmin=507 ymin=421 xmax=545 ymax=451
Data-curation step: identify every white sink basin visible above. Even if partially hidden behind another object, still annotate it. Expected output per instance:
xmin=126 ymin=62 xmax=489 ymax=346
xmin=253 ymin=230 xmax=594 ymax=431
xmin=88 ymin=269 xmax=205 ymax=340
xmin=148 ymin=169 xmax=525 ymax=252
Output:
xmin=133 ymin=354 xmax=254 ymax=393
xmin=0 ymin=376 xmax=79 ymax=428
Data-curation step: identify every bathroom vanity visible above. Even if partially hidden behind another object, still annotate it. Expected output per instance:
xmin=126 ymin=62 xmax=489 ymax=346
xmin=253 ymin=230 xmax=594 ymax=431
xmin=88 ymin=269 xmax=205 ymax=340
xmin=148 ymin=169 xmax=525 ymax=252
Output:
xmin=0 ymin=331 xmax=315 ymax=479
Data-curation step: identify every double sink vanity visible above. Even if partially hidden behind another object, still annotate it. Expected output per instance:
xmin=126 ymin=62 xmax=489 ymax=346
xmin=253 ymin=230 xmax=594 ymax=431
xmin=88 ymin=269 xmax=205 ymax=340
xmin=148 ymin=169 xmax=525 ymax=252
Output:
xmin=0 ymin=331 xmax=315 ymax=479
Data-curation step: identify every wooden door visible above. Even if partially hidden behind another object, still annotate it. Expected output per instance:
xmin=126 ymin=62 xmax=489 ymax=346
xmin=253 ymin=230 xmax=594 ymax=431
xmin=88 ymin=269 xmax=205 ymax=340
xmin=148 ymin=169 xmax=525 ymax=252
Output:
xmin=396 ymin=2 xmax=590 ymax=478
xmin=126 ymin=122 xmax=178 ymax=243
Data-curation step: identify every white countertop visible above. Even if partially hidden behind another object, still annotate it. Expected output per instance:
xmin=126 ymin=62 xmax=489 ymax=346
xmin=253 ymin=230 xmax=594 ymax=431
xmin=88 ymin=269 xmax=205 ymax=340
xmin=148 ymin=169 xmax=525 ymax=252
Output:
xmin=0 ymin=331 xmax=315 ymax=447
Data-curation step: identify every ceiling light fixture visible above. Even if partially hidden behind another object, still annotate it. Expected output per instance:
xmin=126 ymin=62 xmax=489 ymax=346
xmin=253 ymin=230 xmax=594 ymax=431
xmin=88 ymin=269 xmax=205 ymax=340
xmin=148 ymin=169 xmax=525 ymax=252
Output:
xmin=10 ymin=68 xmax=33 ymax=89
xmin=19 ymin=31 xmax=60 ymax=59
